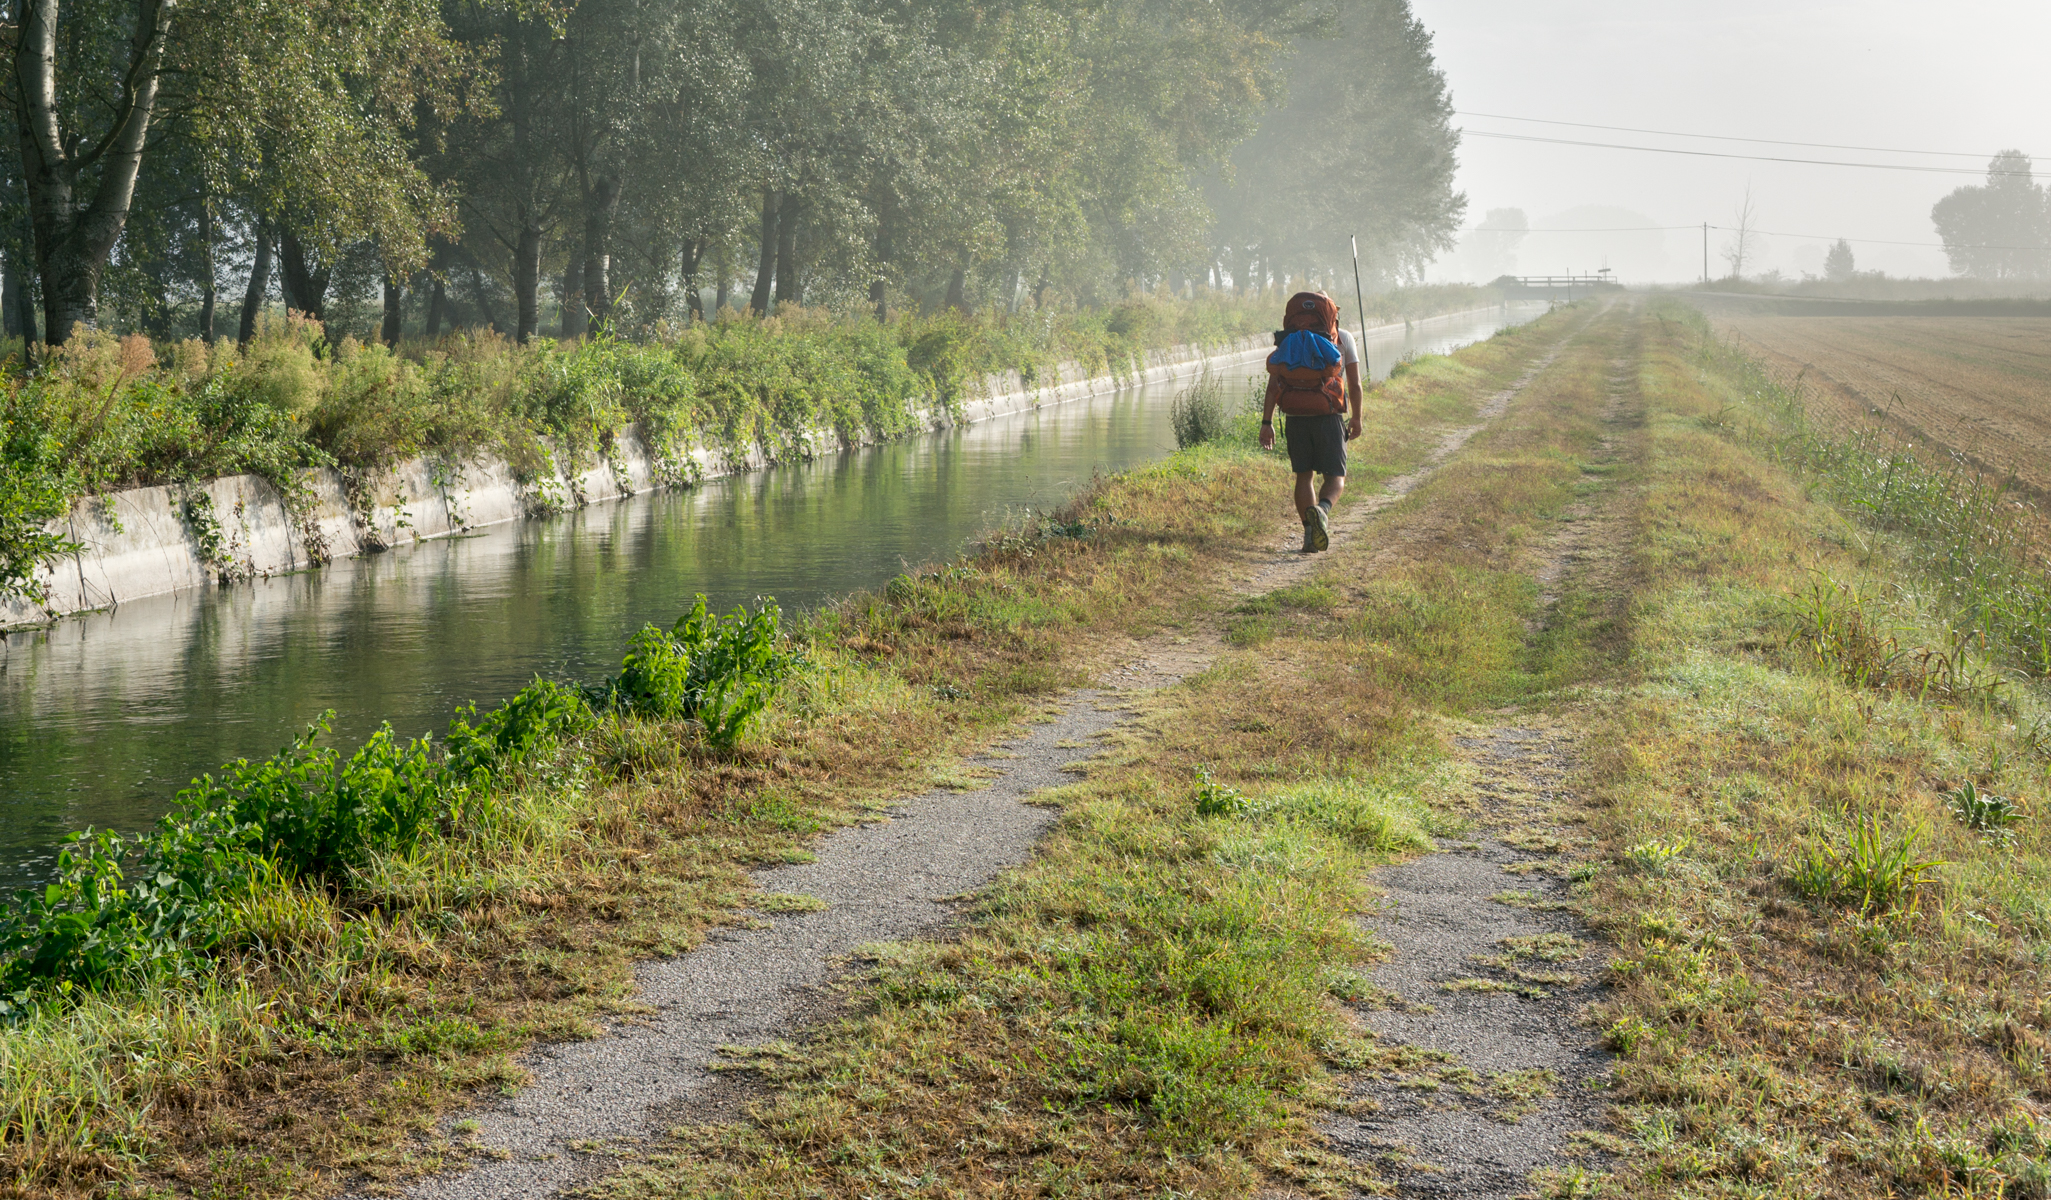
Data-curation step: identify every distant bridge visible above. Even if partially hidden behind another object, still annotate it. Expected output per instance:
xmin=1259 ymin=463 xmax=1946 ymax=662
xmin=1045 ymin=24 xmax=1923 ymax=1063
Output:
xmin=1495 ymin=272 xmax=1625 ymax=298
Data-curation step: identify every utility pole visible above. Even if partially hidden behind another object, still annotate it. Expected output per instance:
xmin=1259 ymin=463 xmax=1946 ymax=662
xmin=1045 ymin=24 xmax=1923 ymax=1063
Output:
xmin=1702 ymin=222 xmax=1709 ymax=284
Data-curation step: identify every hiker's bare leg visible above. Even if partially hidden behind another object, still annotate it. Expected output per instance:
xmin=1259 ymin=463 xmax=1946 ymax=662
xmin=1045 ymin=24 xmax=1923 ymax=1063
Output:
xmin=1319 ymin=475 xmax=1345 ymax=508
xmin=1294 ymin=472 xmax=1317 ymax=519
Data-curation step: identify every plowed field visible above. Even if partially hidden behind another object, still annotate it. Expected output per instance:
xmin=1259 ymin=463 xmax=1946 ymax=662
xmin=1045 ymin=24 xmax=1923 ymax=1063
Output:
xmin=1716 ymin=315 xmax=2051 ymax=498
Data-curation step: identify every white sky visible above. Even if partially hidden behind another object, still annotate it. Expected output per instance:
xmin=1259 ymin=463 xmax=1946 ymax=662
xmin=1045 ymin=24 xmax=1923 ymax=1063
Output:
xmin=1408 ymin=0 xmax=2051 ymax=282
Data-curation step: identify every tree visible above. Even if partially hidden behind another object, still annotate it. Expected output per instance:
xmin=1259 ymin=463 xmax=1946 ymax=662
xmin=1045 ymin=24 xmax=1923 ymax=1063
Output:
xmin=0 ymin=0 xmax=473 ymax=343
xmin=1823 ymin=238 xmax=1854 ymax=282
xmin=7 ymin=0 xmax=175 ymax=342
xmin=1457 ymin=207 xmax=1526 ymax=281
xmin=1932 ymin=151 xmax=2051 ymax=279
xmin=1207 ymin=0 xmax=1464 ymax=294
xmin=1721 ymin=185 xmax=1759 ymax=280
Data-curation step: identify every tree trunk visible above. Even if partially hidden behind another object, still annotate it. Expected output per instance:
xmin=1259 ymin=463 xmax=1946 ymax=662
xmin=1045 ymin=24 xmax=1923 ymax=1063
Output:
xmin=680 ymin=239 xmax=704 ymax=324
xmin=749 ymin=189 xmax=778 ymax=315
xmin=468 ymin=264 xmax=503 ymax=333
xmin=382 ymin=275 xmax=403 ymax=346
xmin=425 ymin=276 xmax=446 ymax=338
xmin=582 ymin=172 xmax=621 ymax=334
xmin=198 ymin=204 xmax=217 ymax=342
xmin=870 ymin=205 xmax=892 ymax=322
xmin=773 ymin=192 xmax=801 ymax=306
xmin=1031 ymin=269 xmax=1049 ymax=310
xmin=944 ymin=267 xmax=967 ymax=312
xmin=714 ymin=242 xmax=730 ymax=314
xmin=16 ymin=0 xmax=176 ymax=343
xmin=278 ymin=233 xmax=329 ymax=321
xmin=3 ymin=242 xmax=33 ymax=343
xmin=513 ymin=222 xmax=541 ymax=342
xmin=560 ymin=257 xmax=582 ymax=338
xmin=238 ymin=221 xmax=272 ymax=344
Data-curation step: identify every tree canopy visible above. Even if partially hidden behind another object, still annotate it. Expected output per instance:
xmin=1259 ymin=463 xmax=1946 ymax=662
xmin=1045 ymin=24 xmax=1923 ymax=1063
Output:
xmin=1932 ymin=151 xmax=2051 ymax=280
xmin=0 ymin=0 xmax=1468 ymax=345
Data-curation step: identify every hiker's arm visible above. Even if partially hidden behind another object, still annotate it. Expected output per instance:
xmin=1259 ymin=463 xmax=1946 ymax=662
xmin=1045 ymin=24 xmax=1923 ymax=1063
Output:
xmin=1260 ymin=377 xmax=1279 ymax=449
xmin=1345 ymin=362 xmax=1363 ymax=440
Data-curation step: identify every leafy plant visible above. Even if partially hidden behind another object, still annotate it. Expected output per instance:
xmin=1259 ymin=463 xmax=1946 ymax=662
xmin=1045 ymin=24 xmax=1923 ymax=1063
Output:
xmin=1947 ymin=781 xmax=2026 ymax=842
xmin=173 ymin=714 xmax=458 ymax=880
xmin=1193 ymin=765 xmax=1248 ymax=817
xmin=1623 ymin=836 xmax=1693 ymax=874
xmin=596 ymin=595 xmax=798 ymax=749
xmin=1790 ymin=816 xmax=1945 ymax=915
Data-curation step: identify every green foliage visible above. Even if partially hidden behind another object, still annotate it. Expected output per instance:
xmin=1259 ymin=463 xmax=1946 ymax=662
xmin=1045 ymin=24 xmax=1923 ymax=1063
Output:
xmin=595 ymin=596 xmax=798 ymax=749
xmin=1168 ymin=370 xmax=1231 ymax=449
xmin=173 ymin=716 xmax=456 ymax=881
xmin=0 ymin=672 xmax=598 ymax=1007
xmin=1946 ymin=781 xmax=2027 ymax=842
xmin=1790 ymin=816 xmax=1945 ymax=915
xmin=0 ymin=387 xmax=80 ymax=605
xmin=1192 ymin=766 xmax=1248 ymax=817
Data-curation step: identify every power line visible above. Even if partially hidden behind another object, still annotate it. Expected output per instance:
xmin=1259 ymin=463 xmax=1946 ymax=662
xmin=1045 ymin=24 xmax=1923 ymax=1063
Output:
xmin=1454 ymin=110 xmax=2015 ymax=161
xmin=1456 ymin=224 xmax=2051 ymax=252
xmin=1461 ymin=130 xmax=2032 ymax=178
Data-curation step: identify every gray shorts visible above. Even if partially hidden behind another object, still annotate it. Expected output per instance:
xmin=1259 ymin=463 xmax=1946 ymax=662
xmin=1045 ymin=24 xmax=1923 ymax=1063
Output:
xmin=1284 ymin=413 xmax=1347 ymax=477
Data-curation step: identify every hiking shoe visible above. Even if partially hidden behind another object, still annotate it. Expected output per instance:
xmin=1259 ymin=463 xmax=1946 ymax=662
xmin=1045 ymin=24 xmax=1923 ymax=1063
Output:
xmin=1301 ymin=512 xmax=1319 ymax=553
xmin=1308 ymin=504 xmax=1331 ymax=552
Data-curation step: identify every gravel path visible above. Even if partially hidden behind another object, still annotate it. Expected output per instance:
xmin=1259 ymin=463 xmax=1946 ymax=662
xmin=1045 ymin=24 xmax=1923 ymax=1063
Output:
xmin=396 ymin=696 xmax=1124 ymax=1200
xmin=1325 ymin=728 xmax=1613 ymax=1198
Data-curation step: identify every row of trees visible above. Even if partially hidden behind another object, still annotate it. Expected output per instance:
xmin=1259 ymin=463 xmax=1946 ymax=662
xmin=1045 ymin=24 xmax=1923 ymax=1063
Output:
xmin=0 ymin=0 xmax=1465 ymax=349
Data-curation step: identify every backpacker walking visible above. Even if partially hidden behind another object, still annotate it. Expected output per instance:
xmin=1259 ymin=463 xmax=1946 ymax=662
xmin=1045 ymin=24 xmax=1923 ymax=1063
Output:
xmin=1258 ymin=291 xmax=1363 ymax=552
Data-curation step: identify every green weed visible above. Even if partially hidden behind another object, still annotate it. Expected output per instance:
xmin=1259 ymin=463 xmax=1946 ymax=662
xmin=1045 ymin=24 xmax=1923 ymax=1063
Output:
xmin=1947 ymin=781 xmax=2027 ymax=842
xmin=1168 ymin=368 xmax=1231 ymax=449
xmin=1791 ymin=816 xmax=1945 ymax=915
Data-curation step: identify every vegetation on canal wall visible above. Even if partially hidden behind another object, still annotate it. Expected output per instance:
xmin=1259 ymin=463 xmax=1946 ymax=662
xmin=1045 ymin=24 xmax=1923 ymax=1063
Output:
xmin=0 ymin=286 xmax=1492 ymax=606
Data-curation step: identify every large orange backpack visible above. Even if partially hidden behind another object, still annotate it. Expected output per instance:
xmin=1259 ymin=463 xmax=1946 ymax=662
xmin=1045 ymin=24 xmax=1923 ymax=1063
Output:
xmin=1267 ymin=292 xmax=1347 ymax=416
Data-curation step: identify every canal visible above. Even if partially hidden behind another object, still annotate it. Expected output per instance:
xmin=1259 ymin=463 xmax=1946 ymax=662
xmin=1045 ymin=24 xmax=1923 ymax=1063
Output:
xmin=0 ymin=304 xmax=1544 ymax=888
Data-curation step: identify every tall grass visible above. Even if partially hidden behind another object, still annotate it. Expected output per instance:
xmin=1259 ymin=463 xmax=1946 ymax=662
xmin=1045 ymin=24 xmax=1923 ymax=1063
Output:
xmin=1167 ymin=368 xmax=1231 ymax=448
xmin=1694 ymin=314 xmax=2051 ymax=680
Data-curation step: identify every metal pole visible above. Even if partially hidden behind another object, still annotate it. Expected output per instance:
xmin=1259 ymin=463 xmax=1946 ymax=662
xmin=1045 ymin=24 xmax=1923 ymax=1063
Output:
xmin=1349 ymin=234 xmax=1370 ymax=379
xmin=1703 ymin=222 xmax=1709 ymax=283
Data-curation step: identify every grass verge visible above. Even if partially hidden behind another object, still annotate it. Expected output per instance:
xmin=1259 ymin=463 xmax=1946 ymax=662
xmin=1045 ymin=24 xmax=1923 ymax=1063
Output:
xmin=1570 ymin=300 xmax=2051 ymax=1198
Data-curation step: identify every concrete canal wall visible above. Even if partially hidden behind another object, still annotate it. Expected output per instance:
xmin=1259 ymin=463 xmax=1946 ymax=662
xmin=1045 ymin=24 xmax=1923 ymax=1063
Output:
xmin=6 ymin=333 xmax=1275 ymax=628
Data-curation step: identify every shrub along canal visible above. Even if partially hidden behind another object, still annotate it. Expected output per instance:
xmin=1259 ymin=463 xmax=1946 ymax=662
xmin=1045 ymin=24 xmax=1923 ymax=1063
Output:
xmin=0 ymin=304 xmax=1541 ymax=890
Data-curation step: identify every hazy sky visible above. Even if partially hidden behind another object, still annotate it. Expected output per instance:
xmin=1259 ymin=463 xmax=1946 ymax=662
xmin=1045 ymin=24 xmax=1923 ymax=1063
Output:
xmin=1408 ymin=0 xmax=2051 ymax=282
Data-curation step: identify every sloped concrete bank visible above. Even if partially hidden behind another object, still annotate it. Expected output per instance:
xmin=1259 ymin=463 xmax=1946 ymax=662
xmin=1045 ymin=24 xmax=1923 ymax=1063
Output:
xmin=6 ymin=333 xmax=1279 ymax=629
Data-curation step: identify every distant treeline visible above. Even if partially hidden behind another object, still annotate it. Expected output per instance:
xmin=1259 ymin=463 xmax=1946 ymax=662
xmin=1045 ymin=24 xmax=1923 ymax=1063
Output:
xmin=0 ymin=0 xmax=1464 ymax=348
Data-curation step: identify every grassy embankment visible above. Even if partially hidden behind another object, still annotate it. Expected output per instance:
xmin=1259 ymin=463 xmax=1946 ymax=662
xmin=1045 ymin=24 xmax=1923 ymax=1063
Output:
xmin=1576 ymin=301 xmax=2050 ymax=1198
xmin=0 ymin=284 xmax=1494 ymax=609
xmin=0 ymin=299 xmax=1539 ymax=1194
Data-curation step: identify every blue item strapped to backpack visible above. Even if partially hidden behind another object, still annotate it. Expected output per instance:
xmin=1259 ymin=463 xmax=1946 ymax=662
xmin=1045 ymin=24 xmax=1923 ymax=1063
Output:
xmin=1272 ymin=329 xmax=1341 ymax=371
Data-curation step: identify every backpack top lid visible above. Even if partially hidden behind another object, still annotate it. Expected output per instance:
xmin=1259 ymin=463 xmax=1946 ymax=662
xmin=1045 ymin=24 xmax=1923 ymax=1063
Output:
xmin=1282 ymin=291 xmax=1339 ymax=338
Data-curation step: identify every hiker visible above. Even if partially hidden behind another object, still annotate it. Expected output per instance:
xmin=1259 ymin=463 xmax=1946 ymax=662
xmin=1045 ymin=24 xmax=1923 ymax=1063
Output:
xmin=1258 ymin=291 xmax=1363 ymax=552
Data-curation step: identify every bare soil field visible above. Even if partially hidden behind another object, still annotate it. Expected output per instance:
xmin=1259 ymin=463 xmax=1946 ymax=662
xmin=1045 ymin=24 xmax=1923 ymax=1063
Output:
xmin=1711 ymin=314 xmax=2051 ymax=498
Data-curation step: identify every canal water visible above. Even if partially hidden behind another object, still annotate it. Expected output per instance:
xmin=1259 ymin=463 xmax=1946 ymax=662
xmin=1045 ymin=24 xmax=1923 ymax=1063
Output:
xmin=0 ymin=304 xmax=1544 ymax=888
